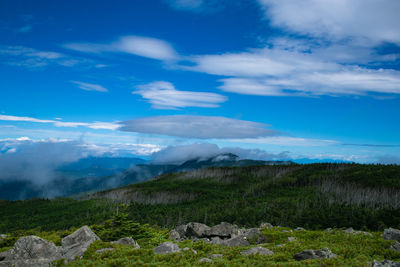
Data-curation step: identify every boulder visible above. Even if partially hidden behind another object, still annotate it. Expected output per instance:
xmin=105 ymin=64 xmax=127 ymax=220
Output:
xmin=183 ymin=247 xmax=197 ymax=254
xmin=383 ymin=228 xmax=400 ymax=242
xmin=241 ymin=247 xmax=274 ymax=256
xmin=198 ymin=258 xmax=213 ymax=263
xmin=259 ymin=222 xmax=273 ymax=229
xmin=288 ymin=236 xmax=296 ymax=242
xmin=294 ymin=248 xmax=337 ymax=261
xmin=372 ymin=260 xmax=400 ymax=267
xmin=210 ymin=237 xmax=224 ymax=245
xmin=153 ymin=242 xmax=181 ymax=254
xmin=295 ymin=227 xmax=305 ymax=231
xmin=95 ymin=248 xmax=115 ymax=254
xmin=344 ymin=228 xmax=372 ymax=236
xmin=7 ymin=236 xmax=61 ymax=261
xmin=242 ymin=228 xmax=265 ymax=244
xmin=391 ymin=241 xmax=400 ymax=252
xmin=61 ymin=225 xmax=100 ymax=262
xmin=169 ymin=230 xmax=181 ymax=241
xmin=111 ymin=237 xmax=140 ymax=248
xmin=208 ymin=222 xmax=238 ymax=237
xmin=209 ymin=254 xmax=223 ymax=258
xmin=175 ymin=224 xmax=188 ymax=238
xmin=186 ymin=222 xmax=211 ymax=238
xmin=221 ymin=235 xmax=250 ymax=247
xmin=344 ymin=227 xmax=355 ymax=234
xmin=0 ymin=259 xmax=54 ymax=267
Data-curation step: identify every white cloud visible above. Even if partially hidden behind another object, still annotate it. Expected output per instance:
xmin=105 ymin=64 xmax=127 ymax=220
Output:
xmin=224 ymin=136 xmax=338 ymax=147
xmin=71 ymin=81 xmax=108 ymax=92
xmin=133 ymin=81 xmax=227 ymax=109
xmin=0 ymin=114 xmax=121 ymax=130
xmin=18 ymin=25 xmax=32 ymax=33
xmin=151 ymin=143 xmax=290 ymax=164
xmin=258 ymin=0 xmax=400 ymax=45
xmin=0 ymin=46 xmax=87 ymax=69
xmin=165 ymin=0 xmax=204 ymax=10
xmin=120 ymin=115 xmax=278 ymax=139
xmin=64 ymin=35 xmax=178 ymax=61
xmin=184 ymin=43 xmax=400 ymax=96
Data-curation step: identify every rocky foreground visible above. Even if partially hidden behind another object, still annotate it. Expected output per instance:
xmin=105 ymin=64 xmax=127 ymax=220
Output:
xmin=1 ymin=223 xmax=400 ymax=266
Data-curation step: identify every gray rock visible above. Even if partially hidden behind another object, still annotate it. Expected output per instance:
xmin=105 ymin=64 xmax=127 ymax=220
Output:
xmin=7 ymin=236 xmax=61 ymax=261
xmin=182 ymin=247 xmax=197 ymax=254
xmin=383 ymin=228 xmax=400 ymax=242
xmin=111 ymin=237 xmax=140 ymax=248
xmin=372 ymin=260 xmax=400 ymax=267
xmin=221 ymin=235 xmax=251 ymax=247
xmin=276 ymin=244 xmax=285 ymax=248
xmin=295 ymin=227 xmax=305 ymax=231
xmin=242 ymin=228 xmax=265 ymax=244
xmin=344 ymin=227 xmax=355 ymax=234
xmin=0 ymin=259 xmax=54 ymax=267
xmin=186 ymin=222 xmax=211 ymax=238
xmin=153 ymin=242 xmax=181 ymax=254
xmin=209 ymin=254 xmax=223 ymax=258
xmin=198 ymin=258 xmax=213 ymax=263
xmin=95 ymin=248 xmax=115 ymax=254
xmin=210 ymin=236 xmax=224 ymax=245
xmin=241 ymin=247 xmax=274 ymax=256
xmin=288 ymin=236 xmax=296 ymax=242
xmin=294 ymin=247 xmax=337 ymax=261
xmin=169 ymin=230 xmax=181 ymax=241
xmin=391 ymin=241 xmax=400 ymax=252
xmin=259 ymin=222 xmax=273 ymax=229
xmin=175 ymin=224 xmax=188 ymax=238
xmin=61 ymin=225 xmax=100 ymax=262
xmin=208 ymin=222 xmax=238 ymax=237
xmin=0 ymin=234 xmax=6 ymax=241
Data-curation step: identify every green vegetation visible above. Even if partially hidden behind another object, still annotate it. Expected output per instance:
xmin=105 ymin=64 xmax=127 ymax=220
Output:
xmin=1 ymin=163 xmax=400 ymax=233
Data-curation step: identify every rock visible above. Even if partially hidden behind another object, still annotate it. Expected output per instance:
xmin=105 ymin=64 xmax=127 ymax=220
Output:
xmin=111 ymin=237 xmax=140 ymax=248
xmin=153 ymin=242 xmax=181 ymax=254
xmin=169 ymin=230 xmax=181 ymax=241
xmin=391 ymin=241 xmax=400 ymax=252
xmin=198 ymin=258 xmax=213 ymax=263
xmin=186 ymin=222 xmax=211 ymax=238
xmin=241 ymin=247 xmax=274 ymax=256
xmin=221 ymin=235 xmax=251 ymax=247
xmin=210 ymin=237 xmax=224 ymax=245
xmin=295 ymin=227 xmax=305 ymax=231
xmin=288 ymin=237 xmax=296 ymax=242
xmin=209 ymin=254 xmax=223 ymax=258
xmin=175 ymin=224 xmax=188 ymax=238
xmin=7 ymin=236 xmax=61 ymax=261
xmin=242 ymin=228 xmax=265 ymax=244
xmin=372 ymin=260 xmax=400 ymax=267
xmin=61 ymin=225 xmax=100 ymax=262
xmin=208 ymin=222 xmax=238 ymax=237
xmin=294 ymin=247 xmax=337 ymax=261
xmin=0 ymin=234 xmax=6 ymax=241
xmin=96 ymin=248 xmax=115 ymax=254
xmin=344 ymin=227 xmax=355 ymax=234
xmin=383 ymin=228 xmax=400 ymax=242
xmin=259 ymin=222 xmax=273 ymax=229
xmin=0 ymin=259 xmax=54 ymax=267
xmin=183 ymin=247 xmax=197 ymax=254
xmin=276 ymin=244 xmax=285 ymax=248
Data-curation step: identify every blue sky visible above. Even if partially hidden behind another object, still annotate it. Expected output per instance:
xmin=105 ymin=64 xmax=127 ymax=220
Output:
xmin=0 ymin=0 xmax=400 ymax=164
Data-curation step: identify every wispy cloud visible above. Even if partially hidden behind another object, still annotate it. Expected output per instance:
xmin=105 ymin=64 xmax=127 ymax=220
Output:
xmin=0 ymin=115 xmax=120 ymax=130
xmin=17 ymin=25 xmax=32 ymax=33
xmin=133 ymin=81 xmax=227 ymax=109
xmin=71 ymin=81 xmax=108 ymax=92
xmin=120 ymin=115 xmax=278 ymax=139
xmin=0 ymin=46 xmax=83 ymax=69
xmin=183 ymin=43 xmax=400 ymax=97
xmin=64 ymin=35 xmax=179 ymax=61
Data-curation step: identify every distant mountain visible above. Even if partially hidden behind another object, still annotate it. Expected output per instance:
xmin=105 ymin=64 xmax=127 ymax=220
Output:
xmin=0 ymin=154 xmax=293 ymax=200
xmin=57 ymin=156 xmax=147 ymax=179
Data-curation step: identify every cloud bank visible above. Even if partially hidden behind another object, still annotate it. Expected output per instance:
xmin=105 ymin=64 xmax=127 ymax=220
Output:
xmin=151 ymin=143 xmax=290 ymax=164
xmin=120 ymin=115 xmax=278 ymax=139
